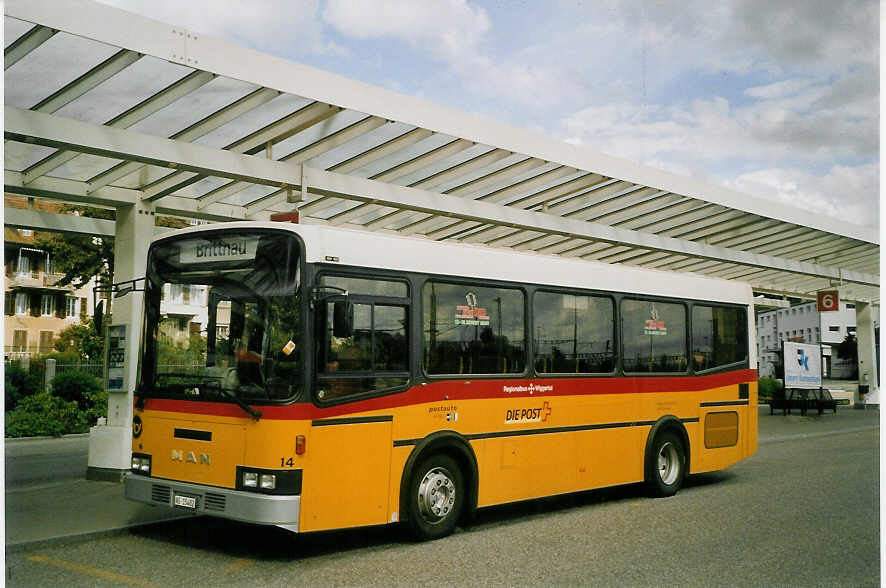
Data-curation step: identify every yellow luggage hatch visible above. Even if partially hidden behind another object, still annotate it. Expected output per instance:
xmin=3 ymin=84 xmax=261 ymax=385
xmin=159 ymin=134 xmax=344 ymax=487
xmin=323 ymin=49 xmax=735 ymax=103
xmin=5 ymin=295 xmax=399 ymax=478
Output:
xmin=148 ymin=416 xmax=247 ymax=488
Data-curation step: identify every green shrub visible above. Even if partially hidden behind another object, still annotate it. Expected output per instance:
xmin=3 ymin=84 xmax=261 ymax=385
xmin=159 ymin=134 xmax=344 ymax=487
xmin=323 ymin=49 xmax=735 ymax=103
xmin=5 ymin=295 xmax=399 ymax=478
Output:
xmin=40 ymin=351 xmax=82 ymax=365
xmin=4 ymin=362 xmax=41 ymax=411
xmin=5 ymin=392 xmax=87 ymax=437
xmin=758 ymin=377 xmax=783 ymax=400
xmin=51 ymin=370 xmax=108 ymax=429
xmin=4 ymin=369 xmax=108 ymax=437
xmin=51 ymin=370 xmax=103 ymax=409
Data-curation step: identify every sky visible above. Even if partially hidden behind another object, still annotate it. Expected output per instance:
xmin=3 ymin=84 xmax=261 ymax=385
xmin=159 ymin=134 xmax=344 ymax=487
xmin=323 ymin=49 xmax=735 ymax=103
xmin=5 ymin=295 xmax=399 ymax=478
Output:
xmin=97 ymin=0 xmax=880 ymax=229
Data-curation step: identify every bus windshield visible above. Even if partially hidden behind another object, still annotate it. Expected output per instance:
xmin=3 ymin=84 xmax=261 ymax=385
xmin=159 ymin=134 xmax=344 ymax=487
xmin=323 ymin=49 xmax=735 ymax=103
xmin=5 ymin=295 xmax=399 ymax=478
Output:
xmin=141 ymin=230 xmax=301 ymax=405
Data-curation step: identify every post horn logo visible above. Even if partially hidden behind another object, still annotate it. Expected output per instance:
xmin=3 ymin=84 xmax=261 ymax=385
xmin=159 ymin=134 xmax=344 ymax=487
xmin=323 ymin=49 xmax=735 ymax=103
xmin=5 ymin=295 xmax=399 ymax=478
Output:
xmin=132 ymin=415 xmax=143 ymax=439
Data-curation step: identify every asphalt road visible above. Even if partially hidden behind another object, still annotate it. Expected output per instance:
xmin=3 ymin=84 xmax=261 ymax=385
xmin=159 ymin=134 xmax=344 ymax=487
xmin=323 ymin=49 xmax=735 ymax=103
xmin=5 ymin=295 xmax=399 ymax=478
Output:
xmin=5 ymin=435 xmax=90 ymax=487
xmin=5 ymin=423 xmax=879 ymax=587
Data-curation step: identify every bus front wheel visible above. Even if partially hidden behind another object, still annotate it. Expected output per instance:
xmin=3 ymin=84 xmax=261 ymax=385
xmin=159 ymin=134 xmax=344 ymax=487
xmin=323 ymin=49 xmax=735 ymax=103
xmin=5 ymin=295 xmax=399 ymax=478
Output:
xmin=646 ymin=430 xmax=686 ymax=497
xmin=406 ymin=454 xmax=464 ymax=541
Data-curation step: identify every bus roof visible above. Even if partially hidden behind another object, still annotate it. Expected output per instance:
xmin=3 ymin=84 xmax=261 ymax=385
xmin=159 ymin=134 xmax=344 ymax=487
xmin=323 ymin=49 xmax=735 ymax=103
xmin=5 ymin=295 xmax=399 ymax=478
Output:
xmin=155 ymin=221 xmax=754 ymax=306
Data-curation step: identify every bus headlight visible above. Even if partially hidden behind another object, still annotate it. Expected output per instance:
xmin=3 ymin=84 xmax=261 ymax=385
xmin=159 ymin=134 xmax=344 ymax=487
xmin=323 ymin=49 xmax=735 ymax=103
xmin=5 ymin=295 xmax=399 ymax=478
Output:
xmin=131 ymin=453 xmax=151 ymax=475
xmin=236 ymin=466 xmax=302 ymax=495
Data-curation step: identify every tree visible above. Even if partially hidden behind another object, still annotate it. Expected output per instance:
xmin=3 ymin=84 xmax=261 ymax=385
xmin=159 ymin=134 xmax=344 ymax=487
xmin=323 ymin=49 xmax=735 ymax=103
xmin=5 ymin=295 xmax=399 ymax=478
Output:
xmin=837 ymin=333 xmax=859 ymax=379
xmin=37 ymin=205 xmax=115 ymax=289
xmin=36 ymin=205 xmax=191 ymax=289
xmin=53 ymin=317 xmax=104 ymax=361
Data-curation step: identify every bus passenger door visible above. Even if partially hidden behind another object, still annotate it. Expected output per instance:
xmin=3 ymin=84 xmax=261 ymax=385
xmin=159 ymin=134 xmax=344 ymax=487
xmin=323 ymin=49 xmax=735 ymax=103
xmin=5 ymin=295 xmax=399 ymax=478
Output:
xmin=299 ymin=420 xmax=392 ymax=532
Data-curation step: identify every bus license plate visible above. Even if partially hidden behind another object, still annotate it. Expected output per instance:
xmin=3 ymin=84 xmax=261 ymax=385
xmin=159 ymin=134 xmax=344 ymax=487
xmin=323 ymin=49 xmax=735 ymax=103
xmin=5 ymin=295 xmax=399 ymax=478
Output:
xmin=174 ymin=494 xmax=197 ymax=509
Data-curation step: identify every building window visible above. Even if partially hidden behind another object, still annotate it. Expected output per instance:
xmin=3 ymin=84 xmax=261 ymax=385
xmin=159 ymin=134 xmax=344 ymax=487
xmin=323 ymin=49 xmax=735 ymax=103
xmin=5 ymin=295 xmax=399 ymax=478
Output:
xmin=829 ymin=326 xmax=840 ymax=332
xmin=65 ymin=296 xmax=78 ymax=318
xmin=39 ymin=330 xmax=54 ymax=353
xmin=847 ymin=303 xmax=855 ymax=309
xmin=14 ymin=292 xmax=28 ymax=315
xmin=18 ymin=254 xmax=30 ymax=276
xmin=41 ymin=294 xmax=55 ymax=316
xmin=12 ymin=330 xmax=28 ymax=352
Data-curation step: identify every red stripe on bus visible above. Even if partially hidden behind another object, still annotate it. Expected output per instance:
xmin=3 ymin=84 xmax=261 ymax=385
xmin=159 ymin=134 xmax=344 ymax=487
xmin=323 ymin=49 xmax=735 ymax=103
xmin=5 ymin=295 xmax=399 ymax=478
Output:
xmin=139 ymin=369 xmax=756 ymax=420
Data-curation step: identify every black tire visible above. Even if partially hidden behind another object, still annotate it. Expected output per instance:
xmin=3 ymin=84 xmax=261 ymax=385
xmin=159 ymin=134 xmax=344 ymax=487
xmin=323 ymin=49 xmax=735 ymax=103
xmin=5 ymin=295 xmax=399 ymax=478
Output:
xmin=645 ymin=430 xmax=686 ymax=498
xmin=405 ymin=454 xmax=464 ymax=541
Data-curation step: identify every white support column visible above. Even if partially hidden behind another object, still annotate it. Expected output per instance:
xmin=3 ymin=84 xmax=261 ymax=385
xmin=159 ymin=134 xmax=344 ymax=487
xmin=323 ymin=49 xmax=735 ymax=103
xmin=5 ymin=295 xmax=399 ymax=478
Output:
xmin=87 ymin=200 xmax=154 ymax=480
xmin=854 ymin=302 xmax=878 ymax=407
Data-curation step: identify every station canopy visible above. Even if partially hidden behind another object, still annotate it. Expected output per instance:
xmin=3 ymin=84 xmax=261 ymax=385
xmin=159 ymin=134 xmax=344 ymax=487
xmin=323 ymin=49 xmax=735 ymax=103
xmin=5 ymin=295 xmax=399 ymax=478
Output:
xmin=4 ymin=0 xmax=879 ymax=304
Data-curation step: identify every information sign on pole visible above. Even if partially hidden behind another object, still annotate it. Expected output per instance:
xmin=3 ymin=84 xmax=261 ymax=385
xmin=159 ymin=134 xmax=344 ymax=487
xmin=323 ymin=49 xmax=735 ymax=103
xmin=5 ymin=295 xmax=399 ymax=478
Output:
xmin=816 ymin=290 xmax=839 ymax=312
xmin=783 ymin=341 xmax=822 ymax=389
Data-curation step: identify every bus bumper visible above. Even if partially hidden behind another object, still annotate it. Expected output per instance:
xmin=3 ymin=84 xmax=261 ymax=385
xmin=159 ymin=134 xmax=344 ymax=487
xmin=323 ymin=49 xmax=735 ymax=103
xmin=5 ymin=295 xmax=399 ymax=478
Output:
xmin=124 ymin=473 xmax=300 ymax=526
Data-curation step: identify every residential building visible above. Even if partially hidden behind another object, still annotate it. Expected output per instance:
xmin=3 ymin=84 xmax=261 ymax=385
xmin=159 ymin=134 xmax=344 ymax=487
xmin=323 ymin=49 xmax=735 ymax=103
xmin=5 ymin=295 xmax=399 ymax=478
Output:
xmin=4 ymin=225 xmax=97 ymax=359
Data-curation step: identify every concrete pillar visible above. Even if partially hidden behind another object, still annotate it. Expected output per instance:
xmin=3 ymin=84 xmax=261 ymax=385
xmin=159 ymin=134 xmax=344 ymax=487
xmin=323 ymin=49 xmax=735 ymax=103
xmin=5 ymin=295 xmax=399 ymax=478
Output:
xmin=44 ymin=358 xmax=56 ymax=392
xmin=87 ymin=200 xmax=154 ymax=480
xmin=854 ymin=302 xmax=877 ymax=407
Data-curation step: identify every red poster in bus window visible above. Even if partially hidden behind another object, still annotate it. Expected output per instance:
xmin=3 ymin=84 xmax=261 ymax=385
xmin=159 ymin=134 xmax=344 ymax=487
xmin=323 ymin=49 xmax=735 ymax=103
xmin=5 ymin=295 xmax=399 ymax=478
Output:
xmin=643 ymin=305 xmax=668 ymax=336
xmin=455 ymin=292 xmax=491 ymax=326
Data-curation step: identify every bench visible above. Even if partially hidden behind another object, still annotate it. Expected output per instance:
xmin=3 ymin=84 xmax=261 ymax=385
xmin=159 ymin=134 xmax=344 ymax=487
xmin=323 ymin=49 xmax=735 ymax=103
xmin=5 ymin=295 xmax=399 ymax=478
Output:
xmin=770 ymin=388 xmax=837 ymax=416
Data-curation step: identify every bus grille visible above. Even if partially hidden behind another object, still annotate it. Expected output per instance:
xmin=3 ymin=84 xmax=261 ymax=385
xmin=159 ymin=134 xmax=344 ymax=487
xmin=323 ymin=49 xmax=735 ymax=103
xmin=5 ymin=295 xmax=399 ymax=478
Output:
xmin=151 ymin=484 xmax=172 ymax=504
xmin=204 ymin=492 xmax=226 ymax=512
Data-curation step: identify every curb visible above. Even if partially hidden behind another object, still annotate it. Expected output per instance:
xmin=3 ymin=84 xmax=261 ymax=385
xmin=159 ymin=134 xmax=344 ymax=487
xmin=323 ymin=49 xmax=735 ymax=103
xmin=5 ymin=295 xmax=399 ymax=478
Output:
xmin=4 ymin=433 xmax=90 ymax=443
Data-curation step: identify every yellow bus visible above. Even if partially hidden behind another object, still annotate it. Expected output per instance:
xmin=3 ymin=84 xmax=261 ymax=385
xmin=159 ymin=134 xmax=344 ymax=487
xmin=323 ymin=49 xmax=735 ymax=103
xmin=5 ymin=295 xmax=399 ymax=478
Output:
xmin=124 ymin=220 xmax=757 ymax=540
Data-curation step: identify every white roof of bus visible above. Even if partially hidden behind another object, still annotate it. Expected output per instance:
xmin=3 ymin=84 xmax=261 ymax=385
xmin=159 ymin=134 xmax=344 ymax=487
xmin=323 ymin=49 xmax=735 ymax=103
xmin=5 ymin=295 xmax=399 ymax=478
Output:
xmin=155 ymin=221 xmax=753 ymax=306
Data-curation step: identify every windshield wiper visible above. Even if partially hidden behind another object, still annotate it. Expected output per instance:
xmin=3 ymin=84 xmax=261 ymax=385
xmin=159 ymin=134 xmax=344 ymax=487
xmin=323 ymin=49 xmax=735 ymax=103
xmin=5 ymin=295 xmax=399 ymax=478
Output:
xmin=152 ymin=374 xmax=262 ymax=421
xmin=205 ymin=382 xmax=263 ymax=421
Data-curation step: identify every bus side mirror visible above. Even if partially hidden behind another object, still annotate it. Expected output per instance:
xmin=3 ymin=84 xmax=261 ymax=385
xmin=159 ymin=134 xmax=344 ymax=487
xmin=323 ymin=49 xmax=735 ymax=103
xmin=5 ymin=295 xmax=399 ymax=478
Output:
xmin=333 ymin=301 xmax=354 ymax=338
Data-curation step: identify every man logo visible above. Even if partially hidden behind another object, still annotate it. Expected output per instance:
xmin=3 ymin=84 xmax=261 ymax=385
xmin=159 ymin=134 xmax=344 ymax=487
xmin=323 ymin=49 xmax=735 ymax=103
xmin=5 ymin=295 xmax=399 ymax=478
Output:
xmin=171 ymin=450 xmax=211 ymax=465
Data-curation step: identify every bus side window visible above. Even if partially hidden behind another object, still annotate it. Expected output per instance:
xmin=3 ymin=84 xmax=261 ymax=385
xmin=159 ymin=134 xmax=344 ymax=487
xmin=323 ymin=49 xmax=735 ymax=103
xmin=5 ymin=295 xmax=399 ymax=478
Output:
xmin=621 ymin=298 xmax=687 ymax=373
xmin=534 ymin=291 xmax=615 ymax=374
xmin=314 ymin=275 xmax=410 ymax=402
xmin=423 ymin=281 xmax=525 ymax=376
xmin=691 ymin=305 xmax=747 ymax=372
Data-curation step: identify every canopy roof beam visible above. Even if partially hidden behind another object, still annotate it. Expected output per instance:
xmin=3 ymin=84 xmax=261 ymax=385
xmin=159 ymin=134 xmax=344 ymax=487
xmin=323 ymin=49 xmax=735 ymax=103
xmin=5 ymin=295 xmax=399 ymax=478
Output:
xmin=4 ymin=24 xmax=55 ymax=70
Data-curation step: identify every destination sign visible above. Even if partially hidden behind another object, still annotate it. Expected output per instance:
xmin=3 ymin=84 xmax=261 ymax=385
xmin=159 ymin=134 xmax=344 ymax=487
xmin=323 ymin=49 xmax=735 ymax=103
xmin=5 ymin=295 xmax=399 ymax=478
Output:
xmin=179 ymin=237 xmax=259 ymax=264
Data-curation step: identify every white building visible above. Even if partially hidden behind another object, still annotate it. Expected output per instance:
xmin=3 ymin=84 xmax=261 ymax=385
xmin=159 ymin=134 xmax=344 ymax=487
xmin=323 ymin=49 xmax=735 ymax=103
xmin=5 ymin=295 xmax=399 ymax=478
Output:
xmin=757 ymin=301 xmax=879 ymax=378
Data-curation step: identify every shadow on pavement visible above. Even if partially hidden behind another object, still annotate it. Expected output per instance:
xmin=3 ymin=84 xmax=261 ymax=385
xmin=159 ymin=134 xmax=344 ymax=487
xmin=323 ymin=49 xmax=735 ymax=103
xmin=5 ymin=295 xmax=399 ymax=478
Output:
xmin=130 ymin=471 xmax=732 ymax=561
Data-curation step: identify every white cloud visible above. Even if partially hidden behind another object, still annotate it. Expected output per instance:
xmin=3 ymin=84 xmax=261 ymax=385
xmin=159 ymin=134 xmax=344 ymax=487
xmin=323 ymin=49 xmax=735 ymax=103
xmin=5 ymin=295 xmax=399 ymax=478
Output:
xmin=322 ymin=0 xmax=489 ymax=62
xmin=559 ymin=71 xmax=877 ymax=167
xmin=557 ymin=85 xmax=879 ymax=229
xmin=727 ymin=164 xmax=879 ymax=228
xmin=744 ymin=79 xmax=816 ymax=100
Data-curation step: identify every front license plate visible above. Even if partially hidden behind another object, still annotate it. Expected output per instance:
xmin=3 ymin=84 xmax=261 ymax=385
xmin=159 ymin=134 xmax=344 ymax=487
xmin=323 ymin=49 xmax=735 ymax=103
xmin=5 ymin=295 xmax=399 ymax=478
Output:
xmin=174 ymin=494 xmax=197 ymax=509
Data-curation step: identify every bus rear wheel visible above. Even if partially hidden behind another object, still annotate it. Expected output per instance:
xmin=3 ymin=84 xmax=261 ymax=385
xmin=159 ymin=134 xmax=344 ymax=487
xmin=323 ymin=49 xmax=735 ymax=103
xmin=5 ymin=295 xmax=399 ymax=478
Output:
xmin=406 ymin=454 xmax=464 ymax=541
xmin=646 ymin=430 xmax=686 ymax=497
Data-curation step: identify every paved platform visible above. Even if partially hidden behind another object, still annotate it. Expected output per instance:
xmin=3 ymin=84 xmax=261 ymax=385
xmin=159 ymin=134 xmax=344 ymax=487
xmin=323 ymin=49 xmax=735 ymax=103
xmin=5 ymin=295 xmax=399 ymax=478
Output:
xmin=4 ymin=405 xmax=880 ymax=551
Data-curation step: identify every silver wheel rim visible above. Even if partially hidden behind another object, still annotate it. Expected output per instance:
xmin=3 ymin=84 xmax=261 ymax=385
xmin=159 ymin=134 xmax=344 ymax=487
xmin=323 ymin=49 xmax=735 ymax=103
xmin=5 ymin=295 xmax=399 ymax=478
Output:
xmin=417 ymin=466 xmax=456 ymax=525
xmin=657 ymin=441 xmax=680 ymax=486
